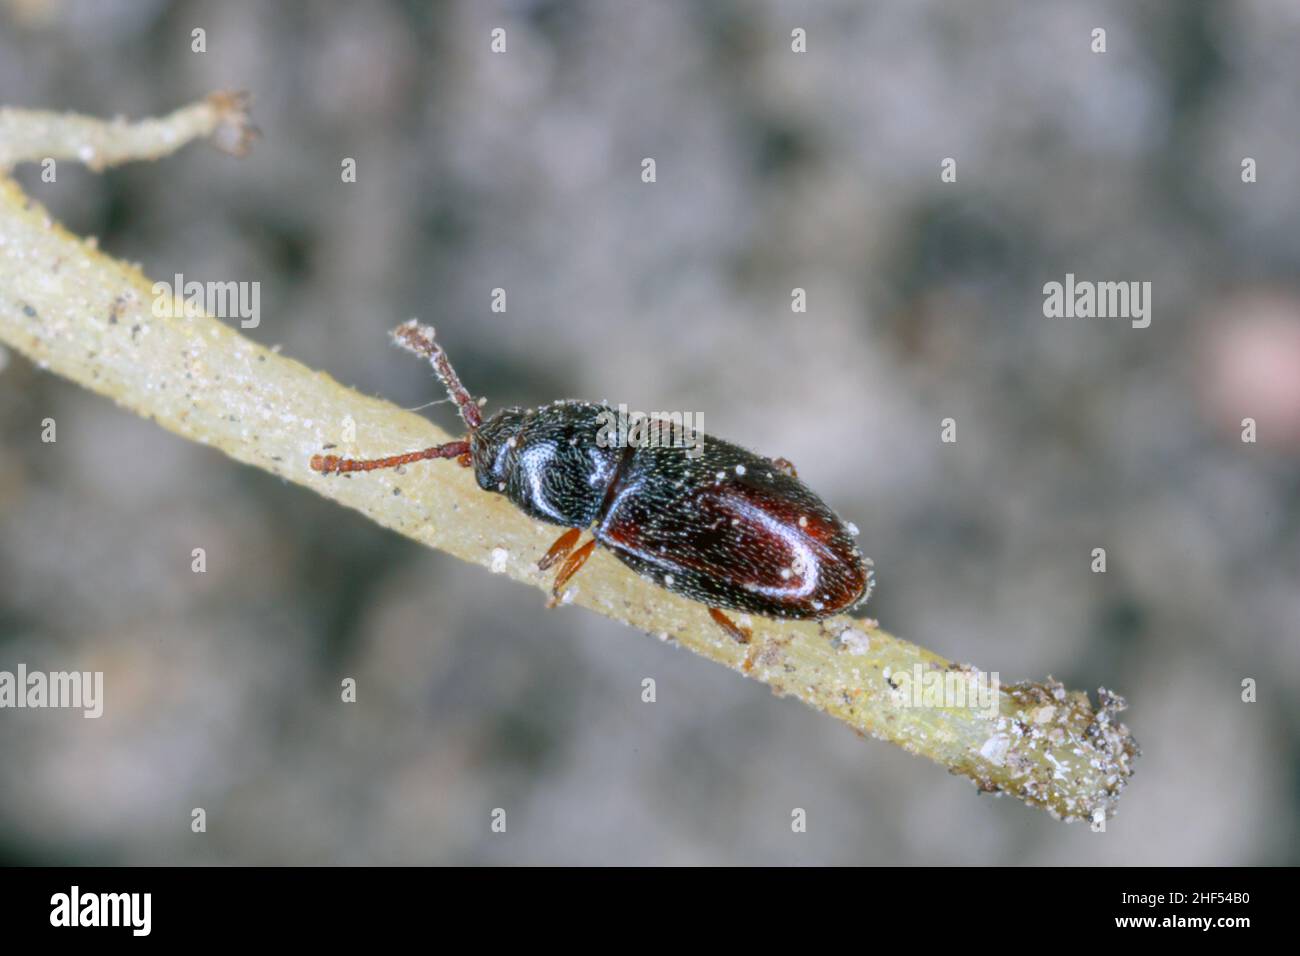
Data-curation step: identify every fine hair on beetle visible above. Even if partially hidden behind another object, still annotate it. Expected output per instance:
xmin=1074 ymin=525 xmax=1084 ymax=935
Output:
xmin=311 ymin=321 xmax=874 ymax=646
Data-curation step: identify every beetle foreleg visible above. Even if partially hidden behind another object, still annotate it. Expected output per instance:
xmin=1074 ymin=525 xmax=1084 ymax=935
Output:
xmin=546 ymin=539 xmax=596 ymax=606
xmin=538 ymin=528 xmax=582 ymax=572
xmin=708 ymin=608 xmax=753 ymax=645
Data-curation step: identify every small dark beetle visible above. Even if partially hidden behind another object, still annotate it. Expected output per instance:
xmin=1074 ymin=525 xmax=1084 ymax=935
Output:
xmin=311 ymin=322 xmax=873 ymax=643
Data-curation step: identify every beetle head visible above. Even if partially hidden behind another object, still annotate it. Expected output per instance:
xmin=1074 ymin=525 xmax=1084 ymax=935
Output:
xmin=470 ymin=408 xmax=528 ymax=491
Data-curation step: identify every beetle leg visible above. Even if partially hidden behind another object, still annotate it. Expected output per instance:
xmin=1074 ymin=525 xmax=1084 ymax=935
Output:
xmin=547 ymin=539 xmax=596 ymax=606
xmin=709 ymin=608 xmax=752 ymax=645
xmin=538 ymin=528 xmax=582 ymax=572
xmin=771 ymin=457 xmax=798 ymax=478
xmin=310 ymin=440 xmax=472 ymax=475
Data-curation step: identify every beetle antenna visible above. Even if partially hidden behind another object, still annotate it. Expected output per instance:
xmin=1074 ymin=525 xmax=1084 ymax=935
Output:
xmin=391 ymin=320 xmax=483 ymax=431
xmin=310 ymin=440 xmax=472 ymax=475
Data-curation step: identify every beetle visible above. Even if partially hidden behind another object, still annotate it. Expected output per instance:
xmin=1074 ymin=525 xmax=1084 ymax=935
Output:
xmin=310 ymin=321 xmax=873 ymax=643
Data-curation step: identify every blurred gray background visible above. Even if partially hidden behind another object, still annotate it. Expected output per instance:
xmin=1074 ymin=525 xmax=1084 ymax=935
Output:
xmin=1 ymin=0 xmax=1297 ymax=864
